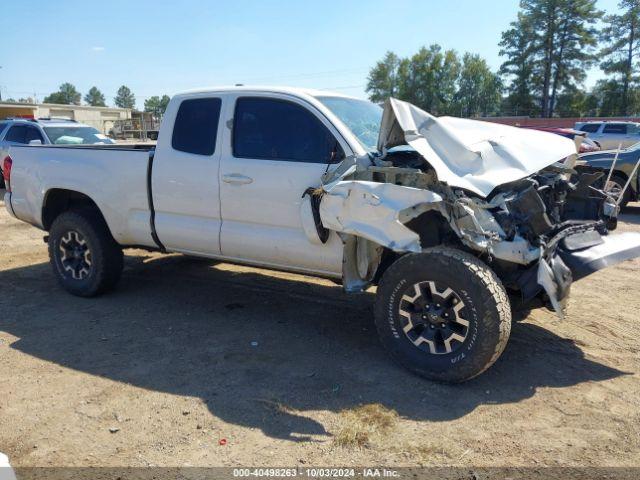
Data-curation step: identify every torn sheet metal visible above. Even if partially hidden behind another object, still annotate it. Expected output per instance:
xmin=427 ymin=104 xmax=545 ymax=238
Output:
xmin=377 ymin=98 xmax=577 ymax=197
xmin=537 ymin=258 xmax=568 ymax=318
xmin=341 ymin=235 xmax=384 ymax=292
xmin=319 ymin=180 xmax=443 ymax=253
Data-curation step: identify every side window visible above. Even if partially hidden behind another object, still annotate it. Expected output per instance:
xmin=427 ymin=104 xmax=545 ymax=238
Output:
xmin=0 ymin=122 xmax=8 ymax=136
xmin=233 ymin=97 xmax=341 ymax=163
xmin=5 ymin=126 xmax=27 ymax=143
xmin=172 ymin=97 xmax=222 ymax=155
xmin=25 ymin=126 xmax=44 ymax=143
xmin=603 ymin=123 xmax=627 ymax=134
xmin=578 ymin=124 xmax=600 ymax=133
xmin=627 ymin=124 xmax=640 ymax=135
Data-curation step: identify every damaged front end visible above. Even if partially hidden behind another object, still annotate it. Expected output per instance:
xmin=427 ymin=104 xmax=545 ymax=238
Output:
xmin=311 ymin=98 xmax=640 ymax=318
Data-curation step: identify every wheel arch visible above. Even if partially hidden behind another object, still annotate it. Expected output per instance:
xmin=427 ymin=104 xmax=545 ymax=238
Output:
xmin=42 ymin=188 xmax=108 ymax=231
xmin=372 ymin=210 xmax=462 ymax=284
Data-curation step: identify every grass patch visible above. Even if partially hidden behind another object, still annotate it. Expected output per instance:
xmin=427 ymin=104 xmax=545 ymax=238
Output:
xmin=333 ymin=403 xmax=399 ymax=448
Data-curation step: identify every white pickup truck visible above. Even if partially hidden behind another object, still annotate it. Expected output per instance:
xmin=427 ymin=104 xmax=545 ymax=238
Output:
xmin=4 ymin=86 xmax=640 ymax=382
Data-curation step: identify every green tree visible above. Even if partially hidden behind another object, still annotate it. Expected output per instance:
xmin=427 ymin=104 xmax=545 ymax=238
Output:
xmin=554 ymin=85 xmax=590 ymax=116
xmin=84 ymin=86 xmax=106 ymax=107
xmin=366 ymin=52 xmax=401 ymax=103
xmin=500 ymin=0 xmax=600 ymax=117
xmin=396 ymin=44 xmax=461 ymax=115
xmin=499 ymin=12 xmax=538 ymax=116
xmin=588 ymin=79 xmax=640 ymax=116
xmin=144 ymin=94 xmax=171 ymax=119
xmin=367 ymin=45 xmax=507 ymax=117
xmin=43 ymin=83 xmax=81 ymax=105
xmin=454 ymin=53 xmax=502 ymax=117
xmin=600 ymin=0 xmax=640 ymax=115
xmin=548 ymin=0 xmax=600 ymax=115
xmin=114 ymin=85 xmax=135 ymax=109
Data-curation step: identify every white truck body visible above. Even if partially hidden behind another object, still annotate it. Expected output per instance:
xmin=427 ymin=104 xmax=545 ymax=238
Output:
xmin=7 ymin=87 xmax=365 ymax=278
xmin=5 ymin=86 xmax=640 ymax=382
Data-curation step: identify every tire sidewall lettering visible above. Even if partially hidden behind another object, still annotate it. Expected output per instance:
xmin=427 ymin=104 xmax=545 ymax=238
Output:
xmin=387 ymin=278 xmax=407 ymax=339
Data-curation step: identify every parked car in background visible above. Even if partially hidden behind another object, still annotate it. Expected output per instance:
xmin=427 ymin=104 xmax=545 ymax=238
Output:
xmin=0 ymin=117 xmax=115 ymax=188
xmin=575 ymin=121 xmax=640 ymax=149
xmin=578 ymin=142 xmax=640 ymax=207
xmin=522 ymin=126 xmax=601 ymax=153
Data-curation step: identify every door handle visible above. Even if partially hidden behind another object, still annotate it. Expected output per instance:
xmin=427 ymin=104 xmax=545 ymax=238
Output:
xmin=222 ymin=173 xmax=253 ymax=185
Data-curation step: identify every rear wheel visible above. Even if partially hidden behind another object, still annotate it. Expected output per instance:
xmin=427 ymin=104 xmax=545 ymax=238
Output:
xmin=374 ymin=247 xmax=511 ymax=382
xmin=48 ymin=209 xmax=123 ymax=297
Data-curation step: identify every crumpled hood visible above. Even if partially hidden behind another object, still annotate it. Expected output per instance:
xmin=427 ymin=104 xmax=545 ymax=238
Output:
xmin=377 ymin=98 xmax=577 ymax=197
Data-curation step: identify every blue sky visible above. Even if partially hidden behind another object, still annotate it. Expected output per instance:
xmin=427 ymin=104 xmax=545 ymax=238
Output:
xmin=1 ymin=0 xmax=621 ymax=109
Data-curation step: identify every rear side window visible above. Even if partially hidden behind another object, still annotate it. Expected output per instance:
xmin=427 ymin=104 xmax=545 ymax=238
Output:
xmin=628 ymin=124 xmax=640 ymax=135
xmin=233 ymin=97 xmax=338 ymax=163
xmin=578 ymin=123 xmax=600 ymax=133
xmin=0 ymin=122 xmax=8 ymax=135
xmin=5 ymin=125 xmax=27 ymax=143
xmin=603 ymin=123 xmax=627 ymax=134
xmin=172 ymin=97 xmax=222 ymax=155
xmin=25 ymin=126 xmax=44 ymax=143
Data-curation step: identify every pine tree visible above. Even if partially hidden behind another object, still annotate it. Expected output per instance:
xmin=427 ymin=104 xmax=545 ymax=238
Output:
xmin=114 ymin=85 xmax=136 ymax=109
xmin=84 ymin=86 xmax=106 ymax=107
xmin=499 ymin=13 xmax=538 ymax=116
xmin=43 ymin=83 xmax=81 ymax=105
xmin=499 ymin=0 xmax=599 ymax=117
xmin=600 ymin=0 xmax=640 ymax=115
xmin=144 ymin=94 xmax=171 ymax=119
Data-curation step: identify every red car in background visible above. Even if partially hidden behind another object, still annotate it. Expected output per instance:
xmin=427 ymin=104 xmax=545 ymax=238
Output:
xmin=522 ymin=126 xmax=601 ymax=153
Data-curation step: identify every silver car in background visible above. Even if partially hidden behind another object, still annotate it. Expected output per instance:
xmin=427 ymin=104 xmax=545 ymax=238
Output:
xmin=0 ymin=117 xmax=114 ymax=188
xmin=575 ymin=121 xmax=640 ymax=149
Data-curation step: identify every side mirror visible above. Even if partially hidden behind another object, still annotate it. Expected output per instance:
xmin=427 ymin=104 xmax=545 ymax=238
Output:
xmin=28 ymin=139 xmax=42 ymax=146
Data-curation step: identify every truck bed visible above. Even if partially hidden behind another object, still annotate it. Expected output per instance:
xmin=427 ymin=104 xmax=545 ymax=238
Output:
xmin=14 ymin=143 xmax=156 ymax=151
xmin=6 ymin=143 xmax=156 ymax=248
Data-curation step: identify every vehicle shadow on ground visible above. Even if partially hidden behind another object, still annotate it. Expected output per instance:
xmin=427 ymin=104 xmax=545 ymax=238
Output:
xmin=0 ymin=254 xmax=627 ymax=442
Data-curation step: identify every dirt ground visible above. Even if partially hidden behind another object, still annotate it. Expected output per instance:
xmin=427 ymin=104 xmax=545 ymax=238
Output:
xmin=1 ymin=189 xmax=640 ymax=470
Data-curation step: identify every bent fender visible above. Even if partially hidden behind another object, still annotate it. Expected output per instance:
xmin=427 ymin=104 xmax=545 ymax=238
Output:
xmin=319 ymin=180 xmax=444 ymax=253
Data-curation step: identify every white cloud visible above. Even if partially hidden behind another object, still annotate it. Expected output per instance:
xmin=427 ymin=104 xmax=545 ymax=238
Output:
xmin=91 ymin=46 xmax=106 ymax=52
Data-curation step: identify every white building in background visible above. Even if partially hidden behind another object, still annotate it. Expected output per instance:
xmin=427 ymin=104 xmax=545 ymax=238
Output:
xmin=0 ymin=101 xmax=131 ymax=134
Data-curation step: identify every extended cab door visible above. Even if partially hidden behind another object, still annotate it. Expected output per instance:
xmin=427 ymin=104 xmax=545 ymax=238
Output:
xmin=150 ymin=95 xmax=225 ymax=255
xmin=218 ymin=93 xmax=348 ymax=276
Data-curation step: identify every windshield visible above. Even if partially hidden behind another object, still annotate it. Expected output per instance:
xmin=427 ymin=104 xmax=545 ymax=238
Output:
xmin=316 ymin=96 xmax=382 ymax=152
xmin=43 ymin=126 xmax=115 ymax=145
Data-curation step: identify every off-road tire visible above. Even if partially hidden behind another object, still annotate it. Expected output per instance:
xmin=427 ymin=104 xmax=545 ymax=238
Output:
xmin=374 ymin=247 xmax=511 ymax=383
xmin=48 ymin=209 xmax=123 ymax=297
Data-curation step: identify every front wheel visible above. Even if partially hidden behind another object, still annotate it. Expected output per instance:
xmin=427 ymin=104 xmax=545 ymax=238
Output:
xmin=374 ymin=247 xmax=511 ymax=383
xmin=48 ymin=209 xmax=123 ymax=297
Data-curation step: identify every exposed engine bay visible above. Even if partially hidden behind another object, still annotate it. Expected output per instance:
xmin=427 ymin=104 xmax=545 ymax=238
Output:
xmin=309 ymin=98 xmax=640 ymax=318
